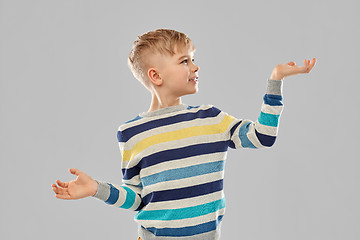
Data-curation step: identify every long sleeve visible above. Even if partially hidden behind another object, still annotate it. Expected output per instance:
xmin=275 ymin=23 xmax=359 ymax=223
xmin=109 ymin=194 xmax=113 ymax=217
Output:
xmin=229 ymin=79 xmax=284 ymax=149
xmin=93 ymin=180 xmax=143 ymax=211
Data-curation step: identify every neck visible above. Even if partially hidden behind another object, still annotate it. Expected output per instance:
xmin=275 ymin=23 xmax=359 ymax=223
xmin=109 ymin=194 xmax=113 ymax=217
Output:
xmin=148 ymin=93 xmax=182 ymax=112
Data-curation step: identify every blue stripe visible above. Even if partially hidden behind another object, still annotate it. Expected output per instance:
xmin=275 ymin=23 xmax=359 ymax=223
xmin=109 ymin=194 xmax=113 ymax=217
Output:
xmin=122 ymin=141 xmax=229 ymax=180
xmin=258 ymin=111 xmax=280 ymax=127
xmin=255 ymin=129 xmax=276 ymax=147
xmin=142 ymin=161 xmax=224 ymax=186
xmin=144 ymin=215 xmax=224 ymax=237
xmin=135 ymin=198 xmax=225 ymax=221
xmin=187 ymin=105 xmax=200 ymax=110
xmin=120 ymin=186 xmax=136 ymax=209
xmin=239 ymin=122 xmax=256 ymax=148
xmin=264 ymin=94 xmax=283 ymax=106
xmin=124 ymin=115 xmax=143 ymax=124
xmin=105 ymin=184 xmax=119 ymax=205
xmin=143 ymin=179 xmax=223 ymax=205
xmin=119 ymin=107 xmax=222 ymax=142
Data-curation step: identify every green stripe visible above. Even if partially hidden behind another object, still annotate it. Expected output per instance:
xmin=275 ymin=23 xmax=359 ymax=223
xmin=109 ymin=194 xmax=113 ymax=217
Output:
xmin=258 ymin=111 xmax=280 ymax=127
xmin=120 ymin=186 xmax=136 ymax=209
xmin=135 ymin=198 xmax=225 ymax=221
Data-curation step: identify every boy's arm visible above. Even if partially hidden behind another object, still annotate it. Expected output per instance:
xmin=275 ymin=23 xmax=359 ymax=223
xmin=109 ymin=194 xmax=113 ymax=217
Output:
xmin=229 ymin=79 xmax=283 ymax=149
xmin=93 ymin=180 xmax=143 ymax=211
xmin=52 ymin=168 xmax=143 ymax=211
xmin=229 ymin=58 xmax=317 ymax=149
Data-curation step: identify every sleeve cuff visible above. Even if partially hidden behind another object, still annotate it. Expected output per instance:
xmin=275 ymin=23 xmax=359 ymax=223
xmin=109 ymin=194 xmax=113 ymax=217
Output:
xmin=266 ymin=79 xmax=283 ymax=96
xmin=92 ymin=181 xmax=110 ymax=201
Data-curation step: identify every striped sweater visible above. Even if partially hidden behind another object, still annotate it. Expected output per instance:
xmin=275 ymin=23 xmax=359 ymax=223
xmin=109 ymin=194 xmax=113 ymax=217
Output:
xmin=94 ymin=79 xmax=284 ymax=239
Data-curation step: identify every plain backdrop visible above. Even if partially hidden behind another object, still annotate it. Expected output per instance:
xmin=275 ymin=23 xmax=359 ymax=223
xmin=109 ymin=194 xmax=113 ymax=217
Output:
xmin=1 ymin=0 xmax=359 ymax=239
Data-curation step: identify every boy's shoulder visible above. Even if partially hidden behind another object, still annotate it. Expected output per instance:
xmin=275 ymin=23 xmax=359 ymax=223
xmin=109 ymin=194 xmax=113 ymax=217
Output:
xmin=118 ymin=104 xmax=223 ymax=130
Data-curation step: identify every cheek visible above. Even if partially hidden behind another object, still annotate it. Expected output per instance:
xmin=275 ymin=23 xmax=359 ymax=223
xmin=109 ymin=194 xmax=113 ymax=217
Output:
xmin=180 ymin=67 xmax=190 ymax=78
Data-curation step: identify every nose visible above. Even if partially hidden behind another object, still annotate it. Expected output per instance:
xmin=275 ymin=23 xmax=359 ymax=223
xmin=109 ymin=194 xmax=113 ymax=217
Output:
xmin=192 ymin=63 xmax=200 ymax=73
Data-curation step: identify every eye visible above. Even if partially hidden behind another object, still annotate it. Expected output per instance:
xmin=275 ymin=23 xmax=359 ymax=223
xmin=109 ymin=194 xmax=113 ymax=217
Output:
xmin=181 ymin=59 xmax=195 ymax=64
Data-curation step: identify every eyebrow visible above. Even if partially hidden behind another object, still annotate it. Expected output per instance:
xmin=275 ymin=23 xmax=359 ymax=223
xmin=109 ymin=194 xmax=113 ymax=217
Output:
xmin=177 ymin=54 xmax=194 ymax=61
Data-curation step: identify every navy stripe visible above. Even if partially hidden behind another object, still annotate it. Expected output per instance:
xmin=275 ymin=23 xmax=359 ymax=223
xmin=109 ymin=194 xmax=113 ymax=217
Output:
xmin=135 ymin=201 xmax=145 ymax=211
xmin=144 ymin=215 xmax=224 ymax=237
xmin=264 ymin=94 xmax=283 ymax=106
xmin=143 ymin=179 xmax=223 ymax=205
xmin=118 ymin=107 xmax=221 ymax=142
xmin=255 ymin=129 xmax=277 ymax=147
xmin=122 ymin=141 xmax=229 ymax=180
xmin=228 ymin=120 xmax=242 ymax=148
xmin=105 ymin=184 xmax=119 ymax=205
xmin=228 ymin=140 xmax=236 ymax=149
xmin=229 ymin=120 xmax=242 ymax=137
xmin=122 ymin=167 xmax=140 ymax=181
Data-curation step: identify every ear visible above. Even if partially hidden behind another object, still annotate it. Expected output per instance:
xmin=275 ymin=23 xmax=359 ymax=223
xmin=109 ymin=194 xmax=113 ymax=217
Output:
xmin=147 ymin=68 xmax=163 ymax=86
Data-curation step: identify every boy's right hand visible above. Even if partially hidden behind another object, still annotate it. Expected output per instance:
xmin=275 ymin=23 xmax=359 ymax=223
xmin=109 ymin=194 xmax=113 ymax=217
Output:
xmin=52 ymin=168 xmax=98 ymax=200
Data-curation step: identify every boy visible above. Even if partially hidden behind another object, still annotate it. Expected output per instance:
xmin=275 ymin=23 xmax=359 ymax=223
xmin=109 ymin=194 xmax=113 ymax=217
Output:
xmin=52 ymin=29 xmax=316 ymax=240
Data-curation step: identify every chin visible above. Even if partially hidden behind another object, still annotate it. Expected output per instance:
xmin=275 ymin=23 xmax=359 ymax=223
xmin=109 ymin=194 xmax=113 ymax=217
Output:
xmin=188 ymin=89 xmax=198 ymax=95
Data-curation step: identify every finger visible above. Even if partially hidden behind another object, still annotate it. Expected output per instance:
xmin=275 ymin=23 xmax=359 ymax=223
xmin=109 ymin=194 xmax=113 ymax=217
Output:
xmin=69 ymin=168 xmax=81 ymax=176
xmin=52 ymin=185 xmax=60 ymax=194
xmin=307 ymin=58 xmax=316 ymax=72
xmin=56 ymin=179 xmax=68 ymax=188
xmin=52 ymin=185 xmax=67 ymax=196
xmin=55 ymin=194 xmax=71 ymax=200
xmin=310 ymin=58 xmax=316 ymax=67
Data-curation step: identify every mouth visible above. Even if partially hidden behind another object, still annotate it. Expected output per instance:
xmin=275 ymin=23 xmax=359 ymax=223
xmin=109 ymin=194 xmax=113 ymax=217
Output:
xmin=188 ymin=77 xmax=199 ymax=83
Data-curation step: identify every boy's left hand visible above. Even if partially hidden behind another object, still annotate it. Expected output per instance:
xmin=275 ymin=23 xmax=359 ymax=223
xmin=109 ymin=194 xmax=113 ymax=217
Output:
xmin=270 ymin=58 xmax=317 ymax=80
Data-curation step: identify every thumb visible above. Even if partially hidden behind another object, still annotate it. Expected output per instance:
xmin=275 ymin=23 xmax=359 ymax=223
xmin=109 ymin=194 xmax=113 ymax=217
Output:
xmin=69 ymin=168 xmax=81 ymax=176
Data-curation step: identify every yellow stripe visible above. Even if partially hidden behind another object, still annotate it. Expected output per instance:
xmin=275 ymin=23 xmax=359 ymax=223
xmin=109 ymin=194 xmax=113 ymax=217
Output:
xmin=122 ymin=114 xmax=235 ymax=162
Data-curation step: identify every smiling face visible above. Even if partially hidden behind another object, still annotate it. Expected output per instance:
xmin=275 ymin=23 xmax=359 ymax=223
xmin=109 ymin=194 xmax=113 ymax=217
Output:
xmin=148 ymin=44 xmax=200 ymax=98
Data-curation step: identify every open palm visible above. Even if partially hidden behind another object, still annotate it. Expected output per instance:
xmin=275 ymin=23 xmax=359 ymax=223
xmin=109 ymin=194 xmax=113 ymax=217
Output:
xmin=271 ymin=58 xmax=317 ymax=80
xmin=52 ymin=168 xmax=98 ymax=200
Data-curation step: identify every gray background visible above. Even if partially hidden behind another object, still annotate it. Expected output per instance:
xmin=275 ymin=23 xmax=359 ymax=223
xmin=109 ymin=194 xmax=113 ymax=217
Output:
xmin=1 ymin=0 xmax=359 ymax=239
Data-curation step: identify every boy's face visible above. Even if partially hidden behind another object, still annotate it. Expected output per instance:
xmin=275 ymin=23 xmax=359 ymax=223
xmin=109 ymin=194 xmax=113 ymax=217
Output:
xmin=150 ymin=45 xmax=199 ymax=98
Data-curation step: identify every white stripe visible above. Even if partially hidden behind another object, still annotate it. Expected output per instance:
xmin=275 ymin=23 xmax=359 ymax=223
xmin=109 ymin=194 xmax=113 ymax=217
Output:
xmin=137 ymin=208 xmax=226 ymax=229
xmin=261 ymin=104 xmax=283 ymax=115
xmin=123 ymin=175 xmax=141 ymax=187
xmin=255 ymin=121 xmax=278 ymax=136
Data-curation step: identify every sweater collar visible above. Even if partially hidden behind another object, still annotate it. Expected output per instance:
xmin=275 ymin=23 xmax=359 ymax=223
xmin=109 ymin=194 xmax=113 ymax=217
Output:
xmin=139 ymin=104 xmax=188 ymax=118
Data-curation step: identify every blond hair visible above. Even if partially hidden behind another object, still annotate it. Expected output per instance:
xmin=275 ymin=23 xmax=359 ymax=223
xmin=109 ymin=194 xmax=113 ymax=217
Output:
xmin=127 ymin=29 xmax=195 ymax=89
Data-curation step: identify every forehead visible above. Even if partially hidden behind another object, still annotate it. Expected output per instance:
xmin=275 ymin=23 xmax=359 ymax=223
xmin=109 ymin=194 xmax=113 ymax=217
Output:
xmin=174 ymin=44 xmax=195 ymax=57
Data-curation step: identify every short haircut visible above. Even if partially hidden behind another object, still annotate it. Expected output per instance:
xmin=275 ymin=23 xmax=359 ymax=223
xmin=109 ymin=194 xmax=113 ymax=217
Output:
xmin=128 ymin=29 xmax=196 ymax=89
